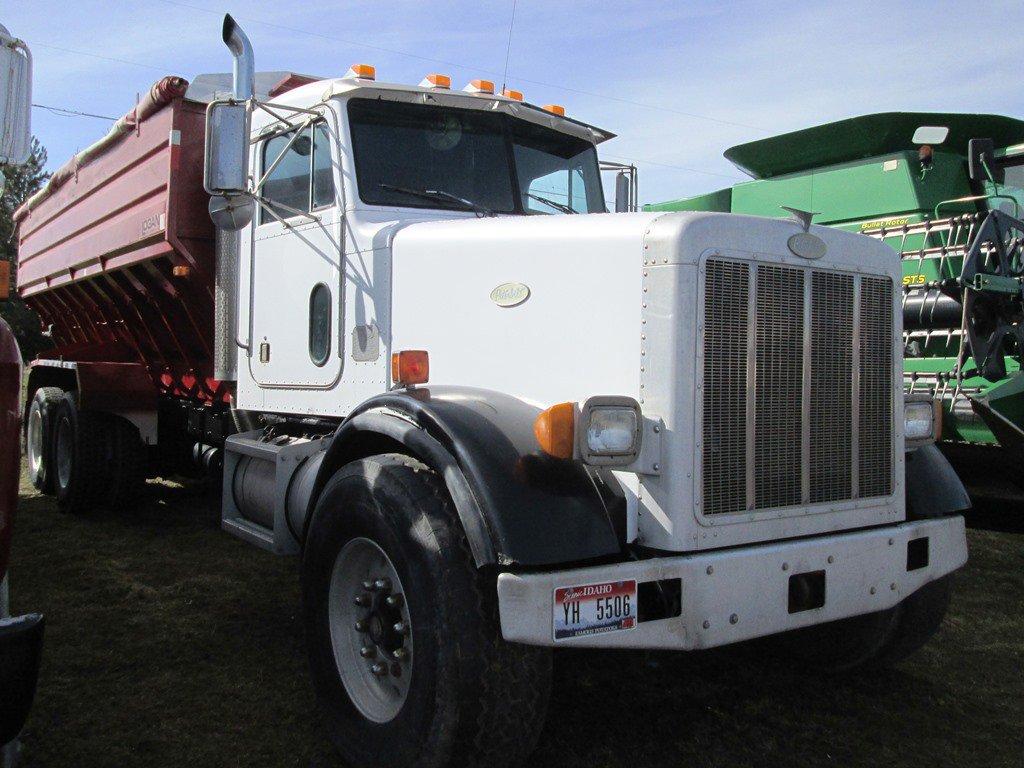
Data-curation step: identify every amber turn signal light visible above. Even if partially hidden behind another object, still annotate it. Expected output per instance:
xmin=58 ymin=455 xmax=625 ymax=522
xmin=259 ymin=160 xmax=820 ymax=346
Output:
xmin=391 ymin=350 xmax=429 ymax=386
xmin=534 ymin=402 xmax=576 ymax=459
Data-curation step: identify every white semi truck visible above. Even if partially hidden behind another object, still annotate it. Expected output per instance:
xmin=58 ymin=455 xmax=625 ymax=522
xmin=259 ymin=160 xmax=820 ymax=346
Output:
xmin=12 ymin=15 xmax=970 ymax=768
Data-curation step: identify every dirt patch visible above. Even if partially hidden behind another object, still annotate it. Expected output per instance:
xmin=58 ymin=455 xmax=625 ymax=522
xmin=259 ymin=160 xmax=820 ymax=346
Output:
xmin=8 ymin=464 xmax=1024 ymax=767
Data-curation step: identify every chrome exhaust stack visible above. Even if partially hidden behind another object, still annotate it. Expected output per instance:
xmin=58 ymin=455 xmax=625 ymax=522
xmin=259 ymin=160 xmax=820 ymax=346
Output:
xmin=212 ymin=13 xmax=254 ymax=382
xmin=222 ymin=14 xmax=254 ymax=100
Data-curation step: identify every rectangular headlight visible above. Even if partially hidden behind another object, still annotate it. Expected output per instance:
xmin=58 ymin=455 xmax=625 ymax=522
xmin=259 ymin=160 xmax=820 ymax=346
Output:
xmin=587 ymin=408 xmax=639 ymax=455
xmin=579 ymin=396 xmax=642 ymax=466
xmin=904 ymin=396 xmax=937 ymax=446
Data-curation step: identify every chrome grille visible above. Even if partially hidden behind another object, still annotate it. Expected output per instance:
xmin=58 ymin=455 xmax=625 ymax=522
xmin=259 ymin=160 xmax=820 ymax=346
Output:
xmin=810 ymin=272 xmax=854 ymax=503
xmin=754 ymin=265 xmax=804 ymax=509
xmin=702 ymin=260 xmax=749 ymax=516
xmin=702 ymin=259 xmax=894 ymax=515
xmin=858 ymin=277 xmax=895 ymax=498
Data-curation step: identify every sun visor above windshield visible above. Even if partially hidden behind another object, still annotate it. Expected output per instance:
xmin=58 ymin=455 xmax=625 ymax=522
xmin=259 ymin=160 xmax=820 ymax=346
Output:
xmin=318 ymin=80 xmax=615 ymax=145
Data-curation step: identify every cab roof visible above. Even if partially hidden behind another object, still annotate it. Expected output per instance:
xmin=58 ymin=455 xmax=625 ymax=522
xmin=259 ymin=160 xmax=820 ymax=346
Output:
xmin=726 ymin=112 xmax=1024 ymax=179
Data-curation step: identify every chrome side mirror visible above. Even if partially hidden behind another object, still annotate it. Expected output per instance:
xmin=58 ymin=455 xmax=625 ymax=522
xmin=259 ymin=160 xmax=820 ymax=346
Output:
xmin=614 ymin=172 xmax=631 ymax=213
xmin=204 ymin=100 xmax=254 ymax=230
xmin=204 ymin=100 xmax=250 ymax=195
xmin=0 ymin=25 xmax=32 ymax=166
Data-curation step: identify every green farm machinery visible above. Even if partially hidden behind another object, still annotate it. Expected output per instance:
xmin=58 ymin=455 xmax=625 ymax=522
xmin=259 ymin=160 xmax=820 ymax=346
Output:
xmin=649 ymin=113 xmax=1024 ymax=490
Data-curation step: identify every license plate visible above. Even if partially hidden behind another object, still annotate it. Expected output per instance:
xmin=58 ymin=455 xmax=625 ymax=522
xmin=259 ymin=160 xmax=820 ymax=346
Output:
xmin=553 ymin=579 xmax=637 ymax=641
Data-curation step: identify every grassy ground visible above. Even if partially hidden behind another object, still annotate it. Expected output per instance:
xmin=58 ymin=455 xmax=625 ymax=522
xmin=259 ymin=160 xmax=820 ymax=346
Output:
xmin=7 ymin=463 xmax=1024 ymax=768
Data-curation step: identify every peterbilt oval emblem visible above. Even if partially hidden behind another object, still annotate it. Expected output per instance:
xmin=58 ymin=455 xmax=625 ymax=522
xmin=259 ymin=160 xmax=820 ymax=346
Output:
xmin=788 ymin=232 xmax=827 ymax=260
xmin=489 ymin=282 xmax=531 ymax=307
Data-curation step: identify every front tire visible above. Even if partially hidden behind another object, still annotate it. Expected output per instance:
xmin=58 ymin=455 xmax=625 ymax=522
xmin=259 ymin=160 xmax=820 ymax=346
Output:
xmin=302 ymin=454 xmax=552 ymax=768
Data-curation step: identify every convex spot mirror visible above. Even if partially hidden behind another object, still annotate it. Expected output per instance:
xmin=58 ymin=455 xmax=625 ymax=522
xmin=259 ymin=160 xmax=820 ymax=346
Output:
xmin=204 ymin=100 xmax=251 ymax=195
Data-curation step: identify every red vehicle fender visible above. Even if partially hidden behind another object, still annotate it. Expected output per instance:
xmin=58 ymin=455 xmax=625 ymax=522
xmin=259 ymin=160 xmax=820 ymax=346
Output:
xmin=0 ymin=319 xmax=21 ymax=579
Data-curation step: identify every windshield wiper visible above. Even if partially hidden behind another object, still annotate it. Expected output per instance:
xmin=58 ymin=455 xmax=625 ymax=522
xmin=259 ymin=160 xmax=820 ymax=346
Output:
xmin=526 ymin=192 xmax=577 ymax=214
xmin=379 ymin=183 xmax=493 ymax=216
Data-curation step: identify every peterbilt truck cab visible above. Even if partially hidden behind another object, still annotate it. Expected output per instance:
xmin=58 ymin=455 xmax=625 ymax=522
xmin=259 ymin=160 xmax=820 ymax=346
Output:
xmin=12 ymin=14 xmax=970 ymax=768
xmin=195 ymin=16 xmax=971 ymax=764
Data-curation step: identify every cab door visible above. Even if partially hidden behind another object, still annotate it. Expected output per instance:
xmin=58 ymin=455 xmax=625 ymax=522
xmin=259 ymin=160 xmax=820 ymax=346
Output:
xmin=248 ymin=119 xmax=343 ymax=388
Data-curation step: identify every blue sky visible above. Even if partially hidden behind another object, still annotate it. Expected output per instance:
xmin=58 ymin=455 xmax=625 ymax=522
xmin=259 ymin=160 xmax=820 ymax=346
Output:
xmin=8 ymin=0 xmax=1024 ymax=205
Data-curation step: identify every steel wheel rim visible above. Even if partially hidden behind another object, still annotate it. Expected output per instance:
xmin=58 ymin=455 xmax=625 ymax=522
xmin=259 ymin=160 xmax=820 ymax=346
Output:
xmin=55 ymin=416 xmax=73 ymax=489
xmin=328 ymin=536 xmax=413 ymax=723
xmin=27 ymin=406 xmax=44 ymax=477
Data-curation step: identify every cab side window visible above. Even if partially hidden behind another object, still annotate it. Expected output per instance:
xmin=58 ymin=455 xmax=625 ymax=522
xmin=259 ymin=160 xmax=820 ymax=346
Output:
xmin=260 ymin=122 xmax=336 ymax=223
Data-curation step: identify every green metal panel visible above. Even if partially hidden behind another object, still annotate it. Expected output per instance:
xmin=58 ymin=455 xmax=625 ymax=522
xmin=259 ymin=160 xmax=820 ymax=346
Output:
xmin=644 ymin=187 xmax=732 ymax=213
xmin=722 ymin=152 xmax=974 ymax=229
xmin=724 ymin=112 xmax=1024 ymax=179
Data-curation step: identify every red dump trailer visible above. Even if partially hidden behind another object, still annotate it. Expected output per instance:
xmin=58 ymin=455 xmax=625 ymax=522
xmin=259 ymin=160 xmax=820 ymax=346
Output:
xmin=14 ymin=77 xmax=232 ymax=508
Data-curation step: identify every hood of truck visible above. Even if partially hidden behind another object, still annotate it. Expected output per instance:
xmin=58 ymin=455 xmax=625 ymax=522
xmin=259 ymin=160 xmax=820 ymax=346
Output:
xmin=391 ymin=210 xmax=904 ymax=553
xmin=390 ymin=212 xmax=661 ymax=408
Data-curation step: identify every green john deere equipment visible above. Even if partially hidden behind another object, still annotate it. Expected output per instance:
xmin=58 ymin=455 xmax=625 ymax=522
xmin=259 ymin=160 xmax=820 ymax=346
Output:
xmin=649 ymin=112 xmax=1024 ymax=488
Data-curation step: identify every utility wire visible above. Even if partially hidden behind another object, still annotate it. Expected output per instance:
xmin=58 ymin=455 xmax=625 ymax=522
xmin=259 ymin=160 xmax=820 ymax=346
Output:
xmin=32 ymin=41 xmax=170 ymax=72
xmin=500 ymin=0 xmax=518 ymax=95
xmin=33 ymin=103 xmax=117 ymax=121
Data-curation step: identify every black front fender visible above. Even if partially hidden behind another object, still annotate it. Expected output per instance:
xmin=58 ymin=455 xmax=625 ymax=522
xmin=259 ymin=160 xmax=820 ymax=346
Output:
xmin=308 ymin=386 xmax=625 ymax=568
xmin=905 ymin=444 xmax=971 ymax=519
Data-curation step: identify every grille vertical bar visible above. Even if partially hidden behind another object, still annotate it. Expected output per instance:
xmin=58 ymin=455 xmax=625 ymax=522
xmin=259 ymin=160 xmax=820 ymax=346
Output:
xmin=858 ymin=276 xmax=894 ymax=498
xmin=810 ymin=273 xmax=854 ymax=502
xmin=703 ymin=260 xmax=749 ymax=515
xmin=754 ymin=265 xmax=805 ymax=509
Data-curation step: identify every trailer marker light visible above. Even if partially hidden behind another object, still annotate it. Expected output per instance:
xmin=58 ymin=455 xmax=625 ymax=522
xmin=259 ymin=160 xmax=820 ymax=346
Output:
xmin=420 ymin=73 xmax=451 ymax=89
xmin=345 ymin=64 xmax=376 ymax=80
xmin=391 ymin=350 xmax=429 ymax=386
xmin=464 ymin=79 xmax=494 ymax=95
xmin=542 ymin=104 xmax=565 ymax=116
xmin=172 ymin=265 xmax=190 ymax=278
xmin=534 ymin=402 xmax=576 ymax=460
xmin=502 ymin=88 xmax=523 ymax=101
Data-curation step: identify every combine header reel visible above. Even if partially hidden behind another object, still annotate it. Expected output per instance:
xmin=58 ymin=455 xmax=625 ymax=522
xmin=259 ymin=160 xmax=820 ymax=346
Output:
xmin=865 ymin=208 xmax=1024 ymax=457
xmin=959 ymin=210 xmax=1024 ymax=381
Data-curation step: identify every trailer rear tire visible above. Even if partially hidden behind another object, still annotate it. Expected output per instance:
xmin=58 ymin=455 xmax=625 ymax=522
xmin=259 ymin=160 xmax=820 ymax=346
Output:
xmin=302 ymin=454 xmax=552 ymax=768
xmin=25 ymin=386 xmax=64 ymax=494
xmin=53 ymin=394 xmax=110 ymax=514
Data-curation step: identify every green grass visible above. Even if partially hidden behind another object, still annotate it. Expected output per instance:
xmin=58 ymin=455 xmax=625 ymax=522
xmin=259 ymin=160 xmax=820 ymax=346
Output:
xmin=8 ymin=463 xmax=1024 ymax=768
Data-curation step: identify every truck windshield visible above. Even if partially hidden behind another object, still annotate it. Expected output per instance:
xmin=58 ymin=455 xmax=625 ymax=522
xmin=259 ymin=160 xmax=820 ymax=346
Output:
xmin=348 ymin=98 xmax=604 ymax=215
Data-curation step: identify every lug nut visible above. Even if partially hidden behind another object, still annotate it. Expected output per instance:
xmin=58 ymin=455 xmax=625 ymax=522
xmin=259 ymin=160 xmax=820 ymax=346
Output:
xmin=370 ymin=662 xmax=388 ymax=677
xmin=361 ymin=580 xmax=374 ymax=591
xmin=393 ymin=621 xmax=408 ymax=635
xmin=360 ymin=646 xmax=376 ymax=659
xmin=355 ymin=619 xmax=368 ymax=632
xmin=374 ymin=578 xmax=391 ymax=592
xmin=385 ymin=593 xmax=404 ymax=608
xmin=354 ymin=594 xmax=370 ymax=607
xmin=392 ymin=647 xmax=407 ymax=661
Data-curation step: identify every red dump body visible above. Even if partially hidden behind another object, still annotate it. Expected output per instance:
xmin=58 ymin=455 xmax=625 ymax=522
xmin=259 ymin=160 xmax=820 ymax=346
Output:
xmin=14 ymin=77 xmax=225 ymax=401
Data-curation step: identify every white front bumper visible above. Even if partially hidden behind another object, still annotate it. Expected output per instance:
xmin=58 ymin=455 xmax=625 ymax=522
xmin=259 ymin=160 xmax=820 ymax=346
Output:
xmin=497 ymin=517 xmax=967 ymax=649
